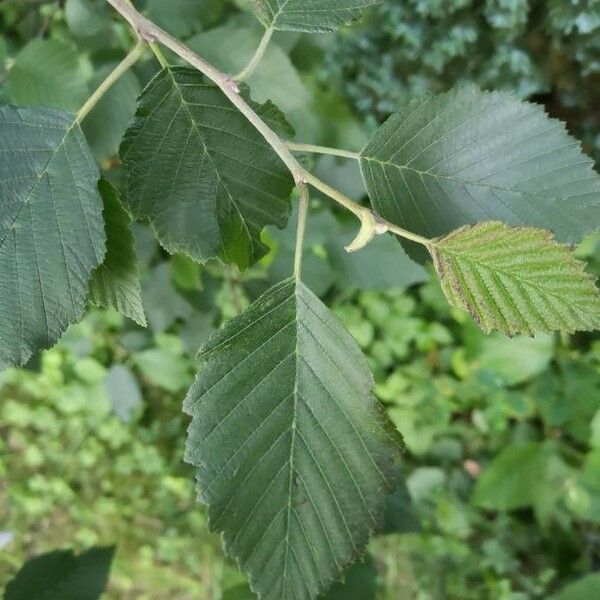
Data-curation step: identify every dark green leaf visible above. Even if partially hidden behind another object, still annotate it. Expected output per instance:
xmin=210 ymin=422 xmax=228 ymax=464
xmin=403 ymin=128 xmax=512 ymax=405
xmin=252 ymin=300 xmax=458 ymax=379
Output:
xmin=184 ymin=278 xmax=398 ymax=600
xmin=120 ymin=67 xmax=294 ymax=269
xmin=88 ymin=180 xmax=146 ymax=326
xmin=254 ymin=0 xmax=379 ymax=33
xmin=0 ymin=106 xmax=105 ymax=368
xmin=429 ymin=221 xmax=600 ymax=335
xmin=360 ymin=86 xmax=600 ymax=261
xmin=4 ymin=546 xmax=114 ymax=600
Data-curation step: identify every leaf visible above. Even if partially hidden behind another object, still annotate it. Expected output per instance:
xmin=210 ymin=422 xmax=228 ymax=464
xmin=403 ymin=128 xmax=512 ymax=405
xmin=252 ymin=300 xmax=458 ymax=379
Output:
xmin=469 ymin=333 xmax=554 ymax=386
xmin=82 ymin=67 xmax=140 ymax=161
xmin=141 ymin=263 xmax=193 ymax=333
xmin=429 ymin=221 xmax=600 ymax=336
xmin=88 ymin=180 xmax=146 ymax=326
xmin=5 ymin=39 xmax=90 ymax=111
xmin=146 ymin=0 xmax=226 ymax=37
xmin=359 ymin=86 xmax=600 ymax=261
xmin=105 ymin=363 xmax=142 ymax=422
xmin=120 ymin=67 xmax=294 ymax=270
xmin=4 ymin=546 xmax=114 ymax=600
xmin=184 ymin=278 xmax=398 ymax=600
xmin=472 ymin=442 xmax=559 ymax=511
xmin=253 ymin=0 xmax=379 ymax=33
xmin=553 ymin=574 xmax=600 ymax=600
xmin=0 ymin=106 xmax=105 ymax=369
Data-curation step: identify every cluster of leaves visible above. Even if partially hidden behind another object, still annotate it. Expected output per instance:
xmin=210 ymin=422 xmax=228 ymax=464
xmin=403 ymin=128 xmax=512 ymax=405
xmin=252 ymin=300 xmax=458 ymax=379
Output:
xmin=2 ymin=254 xmax=600 ymax=598
xmin=321 ymin=0 xmax=600 ymax=160
xmin=1 ymin=1 xmax=600 ymax=599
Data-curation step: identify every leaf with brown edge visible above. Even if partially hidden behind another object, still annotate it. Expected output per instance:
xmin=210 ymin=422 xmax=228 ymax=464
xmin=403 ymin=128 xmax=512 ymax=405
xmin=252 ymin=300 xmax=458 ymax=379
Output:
xmin=429 ymin=221 xmax=600 ymax=336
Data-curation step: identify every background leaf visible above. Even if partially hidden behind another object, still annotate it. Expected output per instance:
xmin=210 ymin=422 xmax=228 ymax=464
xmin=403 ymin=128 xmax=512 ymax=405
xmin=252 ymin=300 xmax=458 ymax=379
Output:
xmin=82 ymin=67 xmax=140 ymax=161
xmin=184 ymin=278 xmax=398 ymax=600
xmin=429 ymin=221 xmax=600 ymax=335
xmin=89 ymin=180 xmax=146 ymax=326
xmin=5 ymin=39 xmax=90 ymax=111
xmin=553 ymin=573 xmax=600 ymax=600
xmin=360 ymin=86 xmax=600 ymax=261
xmin=120 ymin=67 xmax=294 ymax=270
xmin=4 ymin=547 xmax=114 ymax=600
xmin=0 ymin=106 xmax=105 ymax=368
xmin=253 ymin=0 xmax=379 ymax=33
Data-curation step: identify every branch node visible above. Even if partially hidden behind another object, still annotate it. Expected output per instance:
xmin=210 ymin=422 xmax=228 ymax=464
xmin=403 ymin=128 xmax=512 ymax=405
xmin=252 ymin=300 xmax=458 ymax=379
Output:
xmin=223 ymin=76 xmax=240 ymax=94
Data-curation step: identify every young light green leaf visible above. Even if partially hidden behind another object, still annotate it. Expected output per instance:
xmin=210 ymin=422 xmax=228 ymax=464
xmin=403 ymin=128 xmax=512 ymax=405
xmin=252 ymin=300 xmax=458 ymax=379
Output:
xmin=120 ymin=67 xmax=294 ymax=270
xmin=359 ymin=86 xmax=600 ymax=260
xmin=0 ymin=106 xmax=105 ymax=369
xmin=89 ymin=180 xmax=146 ymax=326
xmin=253 ymin=0 xmax=379 ymax=33
xmin=184 ymin=278 xmax=398 ymax=600
xmin=429 ymin=221 xmax=600 ymax=336
xmin=5 ymin=39 xmax=90 ymax=112
xmin=4 ymin=546 xmax=114 ymax=600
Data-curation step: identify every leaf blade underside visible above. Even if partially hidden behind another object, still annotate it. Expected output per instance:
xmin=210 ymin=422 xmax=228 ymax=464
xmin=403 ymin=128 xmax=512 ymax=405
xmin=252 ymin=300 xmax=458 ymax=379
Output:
xmin=184 ymin=278 xmax=398 ymax=600
xmin=0 ymin=105 xmax=105 ymax=368
xmin=359 ymin=86 xmax=600 ymax=261
xmin=120 ymin=67 xmax=294 ymax=270
xmin=429 ymin=221 xmax=600 ymax=336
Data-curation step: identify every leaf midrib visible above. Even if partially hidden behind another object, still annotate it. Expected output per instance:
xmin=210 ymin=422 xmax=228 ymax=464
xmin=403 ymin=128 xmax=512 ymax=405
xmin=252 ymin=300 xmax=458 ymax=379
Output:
xmin=0 ymin=118 xmax=76 ymax=251
xmin=436 ymin=244 xmax=597 ymax=312
xmin=165 ymin=68 xmax=253 ymax=257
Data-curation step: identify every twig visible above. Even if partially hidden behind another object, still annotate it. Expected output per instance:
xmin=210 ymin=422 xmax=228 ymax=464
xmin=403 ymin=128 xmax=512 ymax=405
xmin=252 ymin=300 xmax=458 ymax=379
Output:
xmin=76 ymin=39 xmax=146 ymax=124
xmin=234 ymin=26 xmax=274 ymax=81
xmin=105 ymin=0 xmax=432 ymax=251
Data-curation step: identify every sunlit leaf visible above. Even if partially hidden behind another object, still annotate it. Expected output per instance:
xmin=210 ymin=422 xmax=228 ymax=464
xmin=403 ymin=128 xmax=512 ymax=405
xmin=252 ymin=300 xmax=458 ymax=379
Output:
xmin=429 ymin=221 xmax=600 ymax=335
xmin=360 ymin=86 xmax=600 ymax=261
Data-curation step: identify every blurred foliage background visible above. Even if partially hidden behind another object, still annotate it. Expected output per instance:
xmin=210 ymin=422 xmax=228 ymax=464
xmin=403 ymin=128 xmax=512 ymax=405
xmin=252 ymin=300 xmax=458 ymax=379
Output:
xmin=1 ymin=0 xmax=600 ymax=598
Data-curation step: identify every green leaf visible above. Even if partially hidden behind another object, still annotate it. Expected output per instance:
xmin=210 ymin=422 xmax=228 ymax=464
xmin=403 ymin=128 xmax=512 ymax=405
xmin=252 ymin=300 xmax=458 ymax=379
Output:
xmin=120 ymin=67 xmax=294 ymax=270
xmin=359 ymin=86 xmax=600 ymax=261
xmin=429 ymin=221 xmax=600 ymax=336
xmin=105 ymin=363 xmax=142 ymax=422
xmin=469 ymin=333 xmax=554 ymax=386
xmin=88 ymin=180 xmax=146 ymax=326
xmin=254 ymin=0 xmax=379 ymax=33
xmin=472 ymin=442 xmax=561 ymax=511
xmin=5 ymin=39 xmax=90 ymax=111
xmin=184 ymin=278 xmax=398 ymax=600
xmin=4 ymin=546 xmax=114 ymax=600
xmin=82 ymin=67 xmax=140 ymax=161
xmin=0 ymin=106 xmax=105 ymax=369
xmin=553 ymin=574 xmax=600 ymax=600
xmin=146 ymin=0 xmax=225 ymax=38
